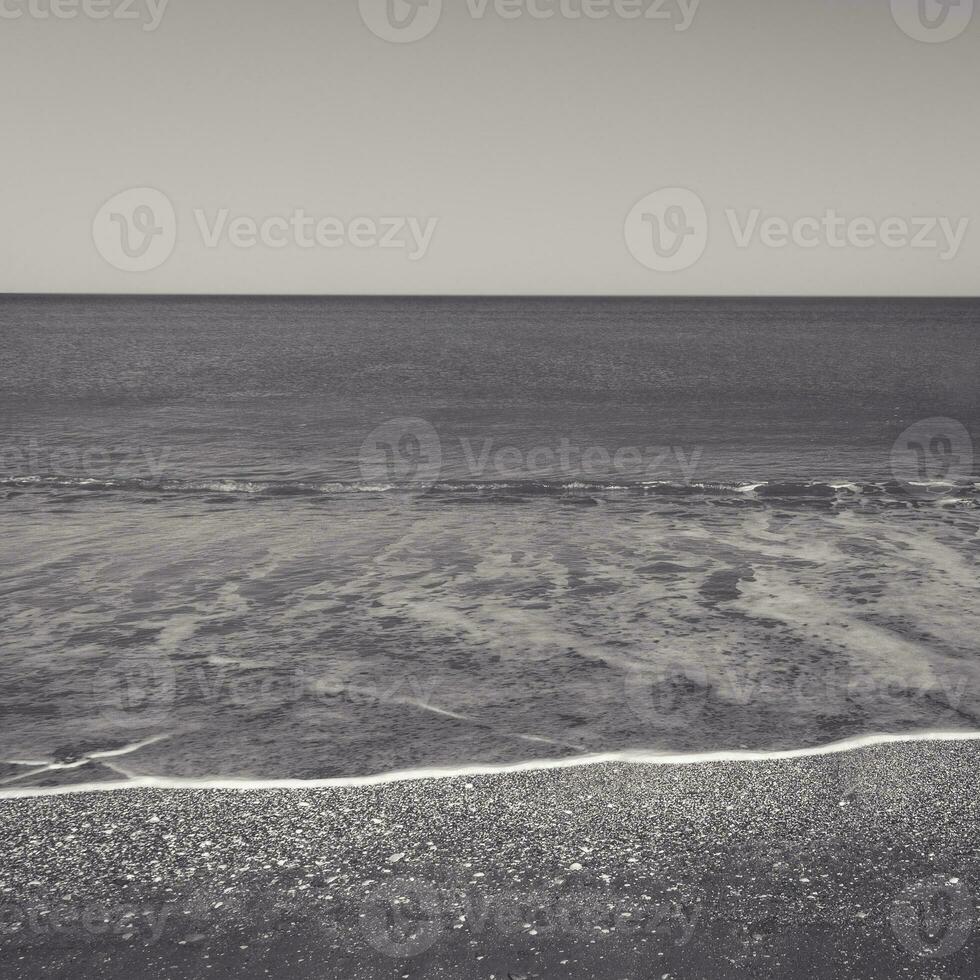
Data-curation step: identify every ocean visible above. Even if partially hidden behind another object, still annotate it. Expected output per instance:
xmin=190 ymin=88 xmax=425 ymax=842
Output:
xmin=1 ymin=296 xmax=978 ymax=789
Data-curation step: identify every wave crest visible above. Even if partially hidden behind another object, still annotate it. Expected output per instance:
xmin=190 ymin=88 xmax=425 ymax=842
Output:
xmin=2 ymin=474 xmax=978 ymax=505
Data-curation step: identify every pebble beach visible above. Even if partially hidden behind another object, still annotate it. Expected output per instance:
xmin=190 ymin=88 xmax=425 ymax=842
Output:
xmin=1 ymin=737 xmax=978 ymax=979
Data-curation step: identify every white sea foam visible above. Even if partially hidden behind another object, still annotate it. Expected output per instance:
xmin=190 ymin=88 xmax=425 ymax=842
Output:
xmin=0 ymin=735 xmax=172 ymax=787
xmin=2 ymin=731 xmax=980 ymax=800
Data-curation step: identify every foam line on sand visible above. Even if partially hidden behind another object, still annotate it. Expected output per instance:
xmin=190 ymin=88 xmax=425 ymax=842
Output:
xmin=3 ymin=729 xmax=980 ymax=800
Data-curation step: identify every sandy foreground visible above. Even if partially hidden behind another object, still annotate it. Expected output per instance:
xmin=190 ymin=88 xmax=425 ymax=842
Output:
xmin=0 ymin=739 xmax=978 ymax=979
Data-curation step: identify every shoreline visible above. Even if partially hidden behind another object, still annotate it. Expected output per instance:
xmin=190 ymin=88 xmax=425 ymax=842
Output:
xmin=3 ymin=728 xmax=980 ymax=799
xmin=1 ymin=738 xmax=978 ymax=978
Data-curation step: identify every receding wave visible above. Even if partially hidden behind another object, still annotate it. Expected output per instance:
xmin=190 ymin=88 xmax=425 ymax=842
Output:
xmin=2 ymin=474 xmax=978 ymax=505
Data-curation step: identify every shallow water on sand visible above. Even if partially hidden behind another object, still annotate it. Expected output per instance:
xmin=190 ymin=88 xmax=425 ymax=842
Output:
xmin=0 ymin=297 xmax=977 ymax=786
xmin=2 ymin=483 xmax=978 ymax=784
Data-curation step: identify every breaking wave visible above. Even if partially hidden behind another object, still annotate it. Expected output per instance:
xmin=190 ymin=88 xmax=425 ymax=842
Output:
xmin=2 ymin=474 xmax=977 ymax=505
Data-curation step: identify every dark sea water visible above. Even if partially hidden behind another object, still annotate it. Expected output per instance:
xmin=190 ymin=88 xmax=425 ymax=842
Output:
xmin=0 ymin=296 xmax=978 ymax=788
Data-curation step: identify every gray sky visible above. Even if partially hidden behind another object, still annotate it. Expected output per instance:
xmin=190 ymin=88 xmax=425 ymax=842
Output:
xmin=1 ymin=0 xmax=977 ymax=294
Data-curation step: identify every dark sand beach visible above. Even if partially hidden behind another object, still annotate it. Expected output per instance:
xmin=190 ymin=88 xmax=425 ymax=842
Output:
xmin=1 ymin=738 xmax=978 ymax=979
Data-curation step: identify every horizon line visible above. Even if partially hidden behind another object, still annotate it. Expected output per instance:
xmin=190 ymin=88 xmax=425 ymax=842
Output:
xmin=2 ymin=293 xmax=980 ymax=302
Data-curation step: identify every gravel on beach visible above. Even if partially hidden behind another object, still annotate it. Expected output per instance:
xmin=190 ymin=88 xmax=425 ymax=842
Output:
xmin=1 ymin=740 xmax=979 ymax=979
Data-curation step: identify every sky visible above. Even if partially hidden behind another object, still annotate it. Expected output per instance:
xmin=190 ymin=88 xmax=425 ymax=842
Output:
xmin=0 ymin=0 xmax=978 ymax=295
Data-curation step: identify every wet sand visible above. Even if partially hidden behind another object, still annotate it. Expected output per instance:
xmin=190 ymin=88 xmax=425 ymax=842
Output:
xmin=1 ymin=738 xmax=979 ymax=979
